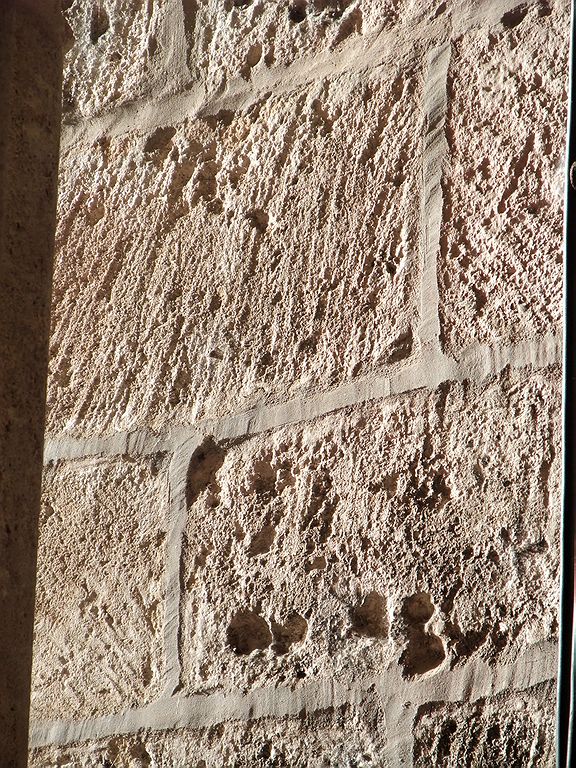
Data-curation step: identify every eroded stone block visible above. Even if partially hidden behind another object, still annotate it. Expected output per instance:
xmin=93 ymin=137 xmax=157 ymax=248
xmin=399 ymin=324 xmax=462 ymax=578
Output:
xmin=184 ymin=0 xmax=417 ymax=95
xmin=413 ymin=681 xmax=556 ymax=767
xmin=62 ymin=0 xmax=179 ymax=119
xmin=31 ymin=455 xmax=169 ymax=720
xmin=180 ymin=368 xmax=560 ymax=697
xmin=61 ymin=0 xmax=451 ymax=119
xmin=439 ymin=0 xmax=568 ymax=355
xmin=49 ymin=68 xmax=422 ymax=436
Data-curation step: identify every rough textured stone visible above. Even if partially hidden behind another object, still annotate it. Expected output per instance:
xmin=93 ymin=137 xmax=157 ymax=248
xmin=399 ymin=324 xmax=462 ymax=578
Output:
xmin=30 ymin=696 xmax=387 ymax=767
xmin=413 ymin=681 xmax=556 ymax=767
xmin=439 ymin=0 xmax=568 ymax=356
xmin=61 ymin=0 xmax=448 ymax=120
xmin=183 ymin=0 xmax=410 ymax=95
xmin=49 ymin=68 xmax=422 ymax=436
xmin=31 ymin=455 xmax=169 ymax=720
xmin=61 ymin=0 xmax=181 ymax=119
xmin=180 ymin=369 xmax=560 ymax=697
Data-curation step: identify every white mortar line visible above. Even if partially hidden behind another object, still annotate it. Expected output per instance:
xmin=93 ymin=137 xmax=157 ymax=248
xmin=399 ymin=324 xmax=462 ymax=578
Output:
xmin=161 ymin=436 xmax=203 ymax=698
xmin=42 ymin=334 xmax=562 ymax=464
xmin=29 ymin=639 xmax=557 ymax=748
xmin=418 ymin=40 xmax=450 ymax=354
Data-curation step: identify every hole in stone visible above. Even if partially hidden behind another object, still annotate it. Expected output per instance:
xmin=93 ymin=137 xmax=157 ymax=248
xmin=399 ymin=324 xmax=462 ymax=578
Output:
xmin=90 ymin=2 xmax=110 ymax=43
xmin=399 ymin=592 xmax=445 ymax=677
xmin=350 ymin=591 xmax=388 ymax=638
xmin=271 ymin=613 xmax=308 ymax=654
xmin=386 ymin=328 xmax=413 ymax=364
xmin=186 ymin=437 xmax=226 ymax=507
xmin=248 ymin=524 xmax=276 ymax=556
xmin=245 ymin=208 xmax=269 ymax=233
xmin=144 ymin=126 xmax=177 ymax=154
xmin=227 ymin=610 xmax=272 ymax=654
xmin=500 ymin=4 xmax=528 ymax=28
xmin=289 ymin=2 xmax=307 ymax=23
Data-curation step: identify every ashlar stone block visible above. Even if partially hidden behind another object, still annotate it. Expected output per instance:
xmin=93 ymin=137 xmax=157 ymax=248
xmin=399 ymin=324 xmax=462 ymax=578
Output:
xmin=439 ymin=0 xmax=568 ymax=355
xmin=31 ymin=455 xmax=169 ymax=720
xmin=49 ymin=67 xmax=422 ymax=436
xmin=180 ymin=368 xmax=560 ymax=698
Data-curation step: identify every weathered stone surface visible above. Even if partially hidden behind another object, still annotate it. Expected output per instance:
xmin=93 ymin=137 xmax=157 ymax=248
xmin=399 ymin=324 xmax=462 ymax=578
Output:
xmin=180 ymin=369 xmax=560 ymax=697
xmin=31 ymin=455 xmax=169 ymax=720
xmin=413 ymin=681 xmax=556 ymax=767
xmin=61 ymin=0 xmax=182 ymax=119
xmin=49 ymin=68 xmax=422 ymax=436
xmin=30 ymin=697 xmax=387 ymax=767
xmin=183 ymin=0 xmax=410 ymax=96
xmin=439 ymin=0 xmax=568 ymax=356
xmin=61 ymin=0 xmax=450 ymax=120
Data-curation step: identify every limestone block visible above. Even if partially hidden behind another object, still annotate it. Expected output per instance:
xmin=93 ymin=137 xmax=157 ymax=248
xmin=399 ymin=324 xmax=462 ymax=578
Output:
xmin=61 ymin=0 xmax=180 ymax=119
xmin=31 ymin=455 xmax=169 ymax=720
xmin=184 ymin=0 xmax=420 ymax=95
xmin=180 ymin=368 xmax=560 ymax=697
xmin=413 ymin=681 xmax=555 ymax=766
xmin=30 ymin=696 xmax=387 ymax=767
xmin=61 ymin=0 xmax=449 ymax=119
xmin=49 ymin=68 xmax=422 ymax=436
xmin=439 ymin=0 xmax=568 ymax=356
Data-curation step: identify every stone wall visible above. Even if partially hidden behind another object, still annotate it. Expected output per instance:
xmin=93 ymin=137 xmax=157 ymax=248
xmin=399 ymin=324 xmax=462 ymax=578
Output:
xmin=30 ymin=0 xmax=568 ymax=765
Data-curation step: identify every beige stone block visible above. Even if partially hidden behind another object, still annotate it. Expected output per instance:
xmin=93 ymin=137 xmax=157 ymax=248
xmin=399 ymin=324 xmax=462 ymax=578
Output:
xmin=30 ymin=696 xmax=387 ymax=767
xmin=184 ymin=0 xmax=419 ymax=94
xmin=439 ymin=1 xmax=568 ymax=356
xmin=413 ymin=681 xmax=555 ymax=766
xmin=49 ymin=68 xmax=422 ymax=436
xmin=61 ymin=0 xmax=450 ymax=119
xmin=31 ymin=455 xmax=169 ymax=720
xmin=180 ymin=368 xmax=560 ymax=697
xmin=61 ymin=0 xmax=180 ymax=119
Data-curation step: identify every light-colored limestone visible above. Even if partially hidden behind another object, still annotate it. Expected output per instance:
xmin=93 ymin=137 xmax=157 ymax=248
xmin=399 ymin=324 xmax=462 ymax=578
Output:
xmin=62 ymin=0 xmax=187 ymax=120
xmin=31 ymin=696 xmax=387 ymax=768
xmin=31 ymin=0 xmax=569 ymax=763
xmin=49 ymin=67 xmax=422 ymax=437
xmin=439 ymin=0 xmax=568 ymax=355
xmin=178 ymin=369 xmax=560 ymax=698
xmin=413 ymin=680 xmax=556 ymax=767
xmin=31 ymin=456 xmax=169 ymax=721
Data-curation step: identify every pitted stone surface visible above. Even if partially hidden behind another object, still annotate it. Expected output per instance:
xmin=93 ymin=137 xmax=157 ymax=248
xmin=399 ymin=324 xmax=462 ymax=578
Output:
xmin=182 ymin=0 xmax=413 ymax=94
xmin=62 ymin=0 xmax=179 ymax=119
xmin=61 ymin=0 xmax=452 ymax=120
xmin=439 ymin=0 xmax=568 ymax=356
xmin=30 ymin=697 xmax=387 ymax=767
xmin=413 ymin=681 xmax=556 ymax=767
xmin=49 ymin=69 xmax=422 ymax=437
xmin=31 ymin=456 xmax=169 ymax=720
xmin=180 ymin=369 xmax=560 ymax=698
